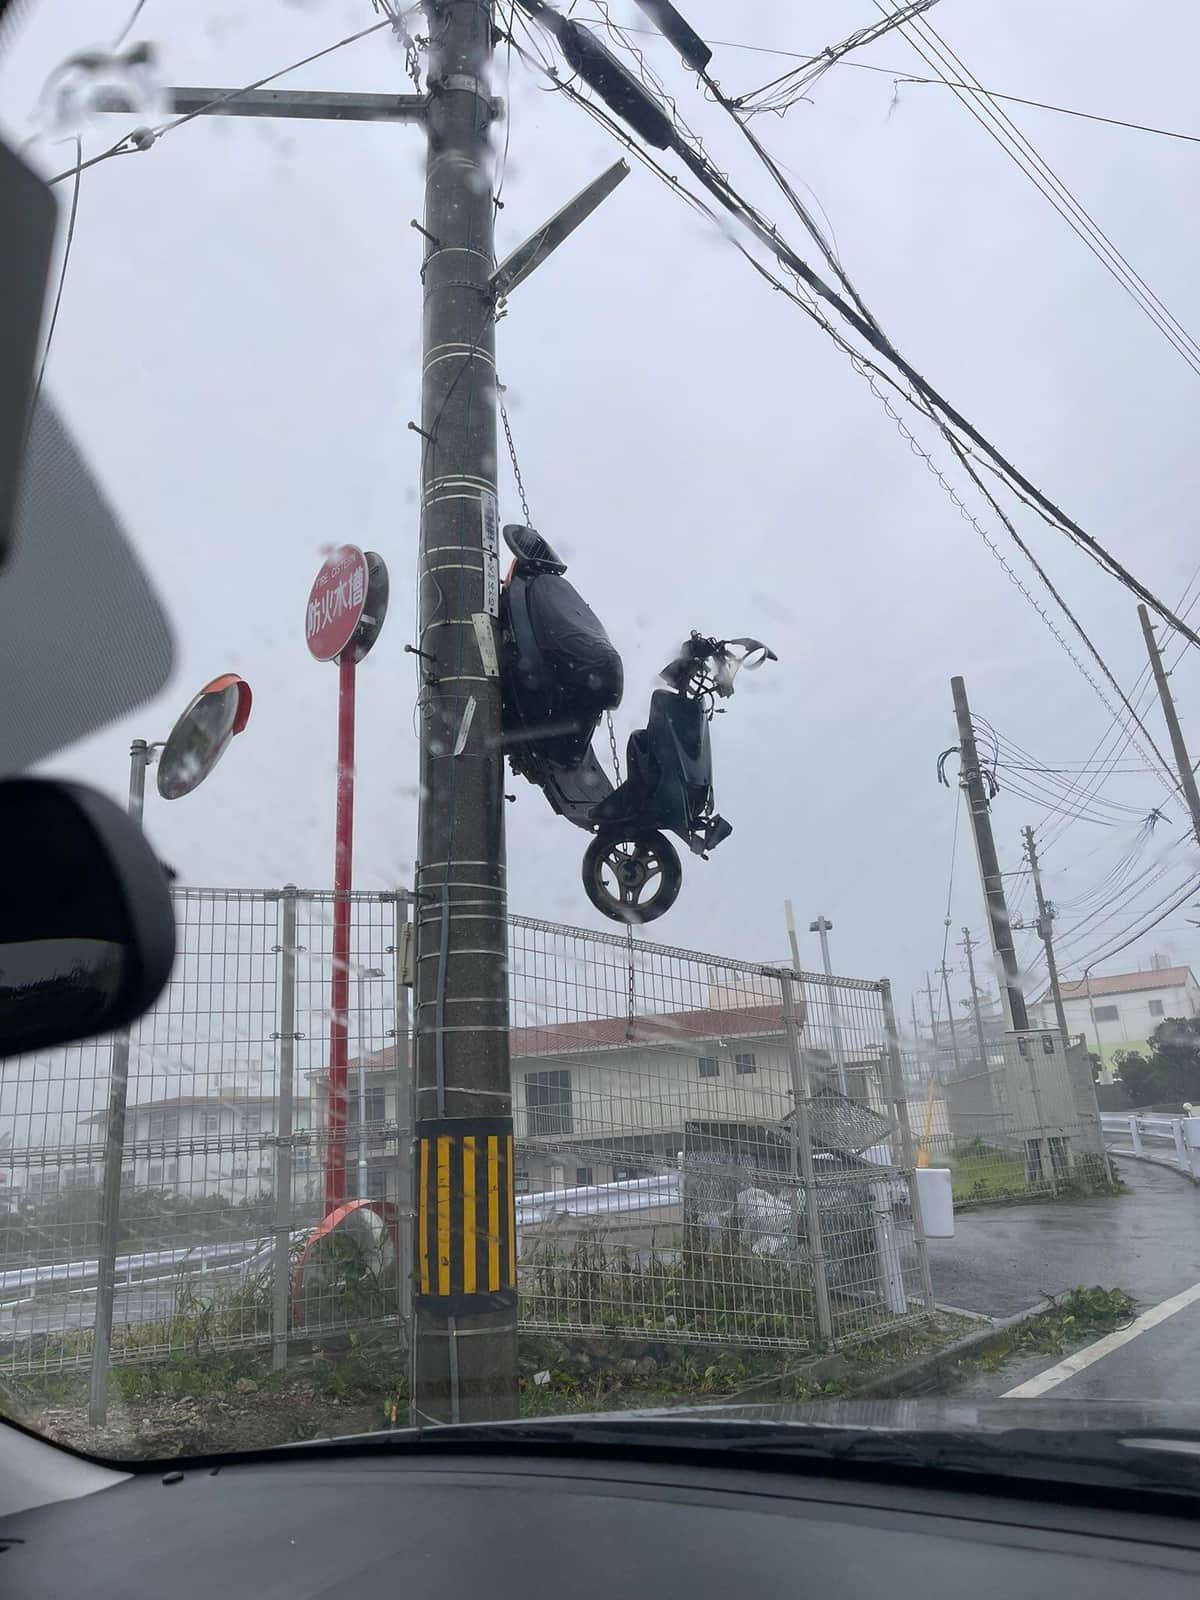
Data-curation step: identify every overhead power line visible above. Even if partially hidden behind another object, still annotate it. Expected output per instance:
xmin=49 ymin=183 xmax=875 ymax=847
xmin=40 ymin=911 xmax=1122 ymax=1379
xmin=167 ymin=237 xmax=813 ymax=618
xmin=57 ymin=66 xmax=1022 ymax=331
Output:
xmin=504 ymin=7 xmax=1200 ymax=781
xmin=31 ymin=134 xmax=81 ymax=415
xmin=613 ymin=17 xmax=1200 ymax=150
xmin=721 ymin=40 xmax=1200 ymax=150
xmin=732 ymin=0 xmax=941 ymax=117
xmin=872 ymin=0 xmax=1200 ymax=383
xmin=46 ymin=15 xmax=397 ymax=186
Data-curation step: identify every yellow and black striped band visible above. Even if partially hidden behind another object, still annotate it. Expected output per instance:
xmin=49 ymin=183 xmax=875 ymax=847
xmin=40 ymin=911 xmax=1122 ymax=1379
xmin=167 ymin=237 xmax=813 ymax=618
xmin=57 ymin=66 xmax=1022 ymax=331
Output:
xmin=415 ymin=1117 xmax=518 ymax=1312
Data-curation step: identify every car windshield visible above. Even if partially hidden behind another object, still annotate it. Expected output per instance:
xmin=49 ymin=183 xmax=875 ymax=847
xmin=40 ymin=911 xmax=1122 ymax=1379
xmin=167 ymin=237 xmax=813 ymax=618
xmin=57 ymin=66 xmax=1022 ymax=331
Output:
xmin=3 ymin=0 xmax=1200 ymax=1475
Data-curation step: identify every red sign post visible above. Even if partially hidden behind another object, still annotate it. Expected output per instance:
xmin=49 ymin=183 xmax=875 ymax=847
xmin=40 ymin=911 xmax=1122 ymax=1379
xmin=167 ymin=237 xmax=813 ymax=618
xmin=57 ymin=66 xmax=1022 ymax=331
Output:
xmin=306 ymin=546 xmax=388 ymax=1213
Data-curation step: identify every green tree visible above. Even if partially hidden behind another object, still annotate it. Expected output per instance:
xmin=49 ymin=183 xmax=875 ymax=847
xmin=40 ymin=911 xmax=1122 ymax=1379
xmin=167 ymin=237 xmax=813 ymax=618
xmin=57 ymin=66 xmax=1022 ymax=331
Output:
xmin=1115 ymin=1016 xmax=1200 ymax=1108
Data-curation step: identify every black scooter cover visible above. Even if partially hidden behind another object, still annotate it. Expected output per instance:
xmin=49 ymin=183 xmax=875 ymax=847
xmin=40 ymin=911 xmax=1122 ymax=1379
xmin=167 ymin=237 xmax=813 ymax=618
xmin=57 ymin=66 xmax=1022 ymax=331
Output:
xmin=525 ymin=574 xmax=623 ymax=713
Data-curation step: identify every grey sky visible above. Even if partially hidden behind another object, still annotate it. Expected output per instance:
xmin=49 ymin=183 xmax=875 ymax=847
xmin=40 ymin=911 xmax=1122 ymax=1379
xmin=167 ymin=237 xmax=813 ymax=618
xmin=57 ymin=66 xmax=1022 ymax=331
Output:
xmin=4 ymin=0 xmax=1200 ymax=1028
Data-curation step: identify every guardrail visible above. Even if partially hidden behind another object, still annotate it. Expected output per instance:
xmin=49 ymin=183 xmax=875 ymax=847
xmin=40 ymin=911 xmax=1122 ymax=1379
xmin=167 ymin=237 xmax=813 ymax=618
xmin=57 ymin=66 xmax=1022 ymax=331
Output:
xmin=1100 ymin=1112 xmax=1200 ymax=1180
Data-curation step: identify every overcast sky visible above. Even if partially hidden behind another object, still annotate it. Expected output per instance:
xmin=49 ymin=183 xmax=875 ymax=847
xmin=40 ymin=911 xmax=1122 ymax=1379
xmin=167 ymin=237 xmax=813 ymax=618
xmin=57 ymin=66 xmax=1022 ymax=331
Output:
xmin=5 ymin=0 xmax=1200 ymax=1033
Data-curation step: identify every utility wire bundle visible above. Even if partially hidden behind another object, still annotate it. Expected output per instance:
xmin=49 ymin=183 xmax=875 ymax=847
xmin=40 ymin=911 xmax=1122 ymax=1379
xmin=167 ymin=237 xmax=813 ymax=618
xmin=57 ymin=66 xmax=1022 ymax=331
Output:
xmin=508 ymin=0 xmax=1200 ymax=658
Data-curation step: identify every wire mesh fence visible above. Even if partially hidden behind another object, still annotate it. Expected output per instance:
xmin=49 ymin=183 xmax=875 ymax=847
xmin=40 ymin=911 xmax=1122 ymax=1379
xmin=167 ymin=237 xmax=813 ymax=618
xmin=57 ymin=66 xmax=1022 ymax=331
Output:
xmin=0 ymin=889 xmax=937 ymax=1380
xmin=0 ymin=888 xmax=410 ymax=1377
xmin=899 ymin=1033 xmax=1112 ymax=1207
xmin=507 ymin=917 xmax=933 ymax=1350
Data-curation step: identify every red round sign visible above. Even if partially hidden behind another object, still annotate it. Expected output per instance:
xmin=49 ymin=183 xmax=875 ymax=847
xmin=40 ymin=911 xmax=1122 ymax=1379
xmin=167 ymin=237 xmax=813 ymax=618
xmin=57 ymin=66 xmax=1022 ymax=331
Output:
xmin=305 ymin=545 xmax=370 ymax=662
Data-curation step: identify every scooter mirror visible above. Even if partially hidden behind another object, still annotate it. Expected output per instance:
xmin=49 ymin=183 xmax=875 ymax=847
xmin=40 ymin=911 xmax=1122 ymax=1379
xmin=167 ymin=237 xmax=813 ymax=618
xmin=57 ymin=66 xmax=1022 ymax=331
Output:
xmin=502 ymin=523 xmax=567 ymax=574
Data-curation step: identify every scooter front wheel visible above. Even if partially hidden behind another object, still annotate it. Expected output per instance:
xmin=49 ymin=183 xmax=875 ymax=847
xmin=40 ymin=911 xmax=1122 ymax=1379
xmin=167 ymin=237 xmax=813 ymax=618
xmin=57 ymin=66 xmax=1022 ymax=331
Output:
xmin=582 ymin=829 xmax=682 ymax=925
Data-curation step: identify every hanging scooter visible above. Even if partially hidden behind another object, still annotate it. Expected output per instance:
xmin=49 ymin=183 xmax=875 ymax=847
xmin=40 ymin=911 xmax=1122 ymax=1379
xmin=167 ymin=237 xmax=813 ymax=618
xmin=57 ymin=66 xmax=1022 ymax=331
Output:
xmin=497 ymin=525 xmax=774 ymax=923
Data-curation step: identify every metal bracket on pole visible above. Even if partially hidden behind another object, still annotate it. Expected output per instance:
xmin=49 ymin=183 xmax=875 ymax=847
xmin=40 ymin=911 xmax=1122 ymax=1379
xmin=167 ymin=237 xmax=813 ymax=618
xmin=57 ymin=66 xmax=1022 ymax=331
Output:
xmin=161 ymin=87 xmax=429 ymax=123
xmin=489 ymin=159 xmax=629 ymax=300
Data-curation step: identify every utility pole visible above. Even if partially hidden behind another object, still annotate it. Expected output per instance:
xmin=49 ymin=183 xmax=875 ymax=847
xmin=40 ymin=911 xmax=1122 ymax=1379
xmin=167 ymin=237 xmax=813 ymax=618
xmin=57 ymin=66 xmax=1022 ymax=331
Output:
xmin=909 ymin=993 xmax=922 ymax=1049
xmin=411 ymin=0 xmax=517 ymax=1424
xmin=1138 ymin=603 xmax=1200 ymax=849
xmin=960 ymin=927 xmax=989 ymax=1068
xmin=950 ymin=676 xmax=1028 ymax=1032
xmin=1023 ymin=826 xmax=1069 ymax=1047
xmin=937 ymin=959 xmax=963 ymax=1074
xmin=923 ymin=971 xmax=940 ymax=1046
xmin=808 ymin=915 xmax=847 ymax=1093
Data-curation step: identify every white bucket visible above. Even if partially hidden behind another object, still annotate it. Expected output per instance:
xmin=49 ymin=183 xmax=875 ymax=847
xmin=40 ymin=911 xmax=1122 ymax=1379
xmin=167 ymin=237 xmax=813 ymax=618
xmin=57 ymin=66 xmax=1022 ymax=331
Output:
xmin=915 ymin=1166 xmax=954 ymax=1238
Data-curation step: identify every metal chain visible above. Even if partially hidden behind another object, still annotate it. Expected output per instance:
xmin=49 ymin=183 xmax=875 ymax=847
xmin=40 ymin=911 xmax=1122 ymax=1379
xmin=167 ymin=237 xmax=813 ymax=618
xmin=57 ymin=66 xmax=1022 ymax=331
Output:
xmin=495 ymin=375 xmax=637 ymax=1024
xmin=604 ymin=713 xmax=636 ymax=1031
xmin=497 ymin=381 xmax=532 ymax=526
xmin=605 ymin=710 xmax=621 ymax=785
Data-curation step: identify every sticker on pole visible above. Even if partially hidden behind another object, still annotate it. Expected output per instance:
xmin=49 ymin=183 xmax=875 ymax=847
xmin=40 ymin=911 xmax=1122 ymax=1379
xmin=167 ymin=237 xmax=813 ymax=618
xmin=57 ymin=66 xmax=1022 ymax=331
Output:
xmin=305 ymin=545 xmax=369 ymax=662
xmin=480 ymin=490 xmax=499 ymax=555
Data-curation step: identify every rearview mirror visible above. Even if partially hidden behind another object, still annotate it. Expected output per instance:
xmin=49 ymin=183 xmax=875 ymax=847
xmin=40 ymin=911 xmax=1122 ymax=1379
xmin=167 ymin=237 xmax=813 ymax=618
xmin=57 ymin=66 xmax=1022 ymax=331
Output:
xmin=0 ymin=778 xmax=176 ymax=1058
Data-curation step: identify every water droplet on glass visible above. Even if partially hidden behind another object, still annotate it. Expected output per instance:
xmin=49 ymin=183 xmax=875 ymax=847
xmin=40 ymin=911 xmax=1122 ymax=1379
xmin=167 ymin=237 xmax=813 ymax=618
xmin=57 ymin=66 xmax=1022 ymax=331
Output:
xmin=37 ymin=43 xmax=165 ymax=139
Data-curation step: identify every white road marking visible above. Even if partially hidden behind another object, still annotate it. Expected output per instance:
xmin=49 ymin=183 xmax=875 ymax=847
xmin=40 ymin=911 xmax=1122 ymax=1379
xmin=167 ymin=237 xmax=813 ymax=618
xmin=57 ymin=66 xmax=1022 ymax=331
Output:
xmin=1002 ymin=1280 xmax=1200 ymax=1399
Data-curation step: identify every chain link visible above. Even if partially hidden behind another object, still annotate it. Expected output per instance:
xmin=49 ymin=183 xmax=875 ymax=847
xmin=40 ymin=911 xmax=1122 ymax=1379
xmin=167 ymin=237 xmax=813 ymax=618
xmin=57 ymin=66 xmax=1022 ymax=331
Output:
xmin=496 ymin=375 xmax=637 ymax=1023
xmin=605 ymin=710 xmax=622 ymax=785
xmin=497 ymin=381 xmax=532 ymax=526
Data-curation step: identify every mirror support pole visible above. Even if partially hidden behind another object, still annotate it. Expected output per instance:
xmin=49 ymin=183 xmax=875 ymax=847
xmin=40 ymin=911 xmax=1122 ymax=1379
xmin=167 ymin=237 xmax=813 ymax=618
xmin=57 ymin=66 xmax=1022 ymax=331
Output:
xmin=88 ymin=739 xmax=152 ymax=1425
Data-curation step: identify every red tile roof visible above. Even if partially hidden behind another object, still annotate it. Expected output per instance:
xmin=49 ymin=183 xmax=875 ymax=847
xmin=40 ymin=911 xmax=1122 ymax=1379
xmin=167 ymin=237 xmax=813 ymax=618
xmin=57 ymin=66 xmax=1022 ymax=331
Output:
xmin=305 ymin=1003 xmax=788 ymax=1080
xmin=509 ymin=1002 xmax=786 ymax=1059
xmin=1049 ymin=966 xmax=1195 ymax=1002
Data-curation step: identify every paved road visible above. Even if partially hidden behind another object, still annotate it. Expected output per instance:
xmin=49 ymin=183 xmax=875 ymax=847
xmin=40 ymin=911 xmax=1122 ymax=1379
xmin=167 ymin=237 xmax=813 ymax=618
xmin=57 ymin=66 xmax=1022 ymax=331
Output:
xmin=930 ymin=1158 xmax=1200 ymax=1401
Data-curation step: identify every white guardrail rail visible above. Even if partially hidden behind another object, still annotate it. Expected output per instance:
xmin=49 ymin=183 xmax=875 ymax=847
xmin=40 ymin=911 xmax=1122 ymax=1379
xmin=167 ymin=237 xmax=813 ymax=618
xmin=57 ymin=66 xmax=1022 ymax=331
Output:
xmin=1101 ymin=1112 xmax=1200 ymax=1180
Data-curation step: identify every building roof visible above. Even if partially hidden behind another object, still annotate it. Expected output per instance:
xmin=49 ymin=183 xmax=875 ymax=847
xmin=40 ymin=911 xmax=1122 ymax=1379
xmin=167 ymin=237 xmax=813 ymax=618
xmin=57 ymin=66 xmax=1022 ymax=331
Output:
xmin=82 ymin=1094 xmax=277 ymax=1126
xmin=1044 ymin=966 xmax=1196 ymax=1003
xmin=304 ymin=1002 xmax=789 ymax=1081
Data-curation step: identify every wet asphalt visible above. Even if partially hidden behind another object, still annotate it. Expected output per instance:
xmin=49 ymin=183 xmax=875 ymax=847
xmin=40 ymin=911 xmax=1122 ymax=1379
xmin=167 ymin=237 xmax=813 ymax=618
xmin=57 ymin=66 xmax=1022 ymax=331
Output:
xmin=928 ymin=1157 xmax=1200 ymax=1401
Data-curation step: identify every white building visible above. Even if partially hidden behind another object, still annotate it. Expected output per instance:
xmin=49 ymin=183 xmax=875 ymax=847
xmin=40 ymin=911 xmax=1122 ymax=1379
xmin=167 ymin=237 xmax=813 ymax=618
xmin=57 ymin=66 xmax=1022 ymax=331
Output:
xmin=82 ymin=1090 xmax=319 ymax=1204
xmin=1029 ymin=965 xmax=1200 ymax=1071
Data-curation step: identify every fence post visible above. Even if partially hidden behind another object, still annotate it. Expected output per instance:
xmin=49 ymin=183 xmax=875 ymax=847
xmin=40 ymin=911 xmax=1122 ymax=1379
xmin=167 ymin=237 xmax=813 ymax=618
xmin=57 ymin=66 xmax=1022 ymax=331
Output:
xmin=89 ymin=1029 xmax=136 ymax=1425
xmin=272 ymin=885 xmax=299 ymax=1374
xmin=779 ymin=971 xmax=833 ymax=1345
xmin=391 ymin=891 xmax=413 ymax=1341
xmin=880 ymin=978 xmax=936 ymax=1317
xmin=1130 ymin=1116 xmax=1144 ymax=1156
xmin=1173 ymin=1118 xmax=1188 ymax=1169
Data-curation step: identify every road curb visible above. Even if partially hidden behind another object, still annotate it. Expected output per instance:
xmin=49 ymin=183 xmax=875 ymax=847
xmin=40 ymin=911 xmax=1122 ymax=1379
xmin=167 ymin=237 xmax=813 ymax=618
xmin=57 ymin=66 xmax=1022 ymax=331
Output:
xmin=850 ymin=1299 xmax=1054 ymax=1400
xmin=1107 ymin=1149 xmax=1199 ymax=1185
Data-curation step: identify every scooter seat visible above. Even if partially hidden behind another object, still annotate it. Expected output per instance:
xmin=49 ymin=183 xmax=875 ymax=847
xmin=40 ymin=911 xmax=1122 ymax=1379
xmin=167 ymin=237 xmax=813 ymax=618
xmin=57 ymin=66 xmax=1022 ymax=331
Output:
xmin=524 ymin=573 xmax=623 ymax=713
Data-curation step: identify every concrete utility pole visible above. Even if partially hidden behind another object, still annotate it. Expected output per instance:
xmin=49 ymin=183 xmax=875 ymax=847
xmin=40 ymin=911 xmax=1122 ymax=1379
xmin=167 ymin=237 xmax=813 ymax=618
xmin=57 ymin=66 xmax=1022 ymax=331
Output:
xmin=1022 ymin=826 xmax=1069 ymax=1047
xmin=411 ymin=0 xmax=518 ymax=1424
xmin=1138 ymin=603 xmax=1200 ymax=849
xmin=115 ymin=4 xmax=638 ymax=1431
xmin=923 ymin=972 xmax=940 ymax=1046
xmin=951 ymin=676 xmax=1029 ymax=1032
xmin=960 ymin=927 xmax=989 ymax=1069
xmin=809 ymin=916 xmax=848 ymax=1093
xmin=937 ymin=959 xmax=963 ymax=1074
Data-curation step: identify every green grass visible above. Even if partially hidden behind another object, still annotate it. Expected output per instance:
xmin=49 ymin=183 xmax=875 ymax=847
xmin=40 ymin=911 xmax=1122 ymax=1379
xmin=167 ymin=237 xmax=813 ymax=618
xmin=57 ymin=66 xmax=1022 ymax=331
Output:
xmin=977 ymin=1286 xmax=1136 ymax=1371
xmin=948 ymin=1147 xmax=1028 ymax=1205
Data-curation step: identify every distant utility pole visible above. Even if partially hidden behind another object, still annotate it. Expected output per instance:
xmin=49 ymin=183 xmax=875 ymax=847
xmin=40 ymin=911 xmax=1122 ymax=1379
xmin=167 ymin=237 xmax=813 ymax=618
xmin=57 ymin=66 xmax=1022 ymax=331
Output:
xmin=1022 ymin=826 xmax=1069 ymax=1047
xmin=950 ymin=676 xmax=1029 ymax=1032
xmin=959 ymin=927 xmax=989 ymax=1068
xmin=937 ymin=959 xmax=963 ymax=1074
xmin=923 ymin=972 xmax=940 ymax=1045
xmin=808 ymin=916 xmax=848 ymax=1094
xmin=1138 ymin=603 xmax=1200 ymax=849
